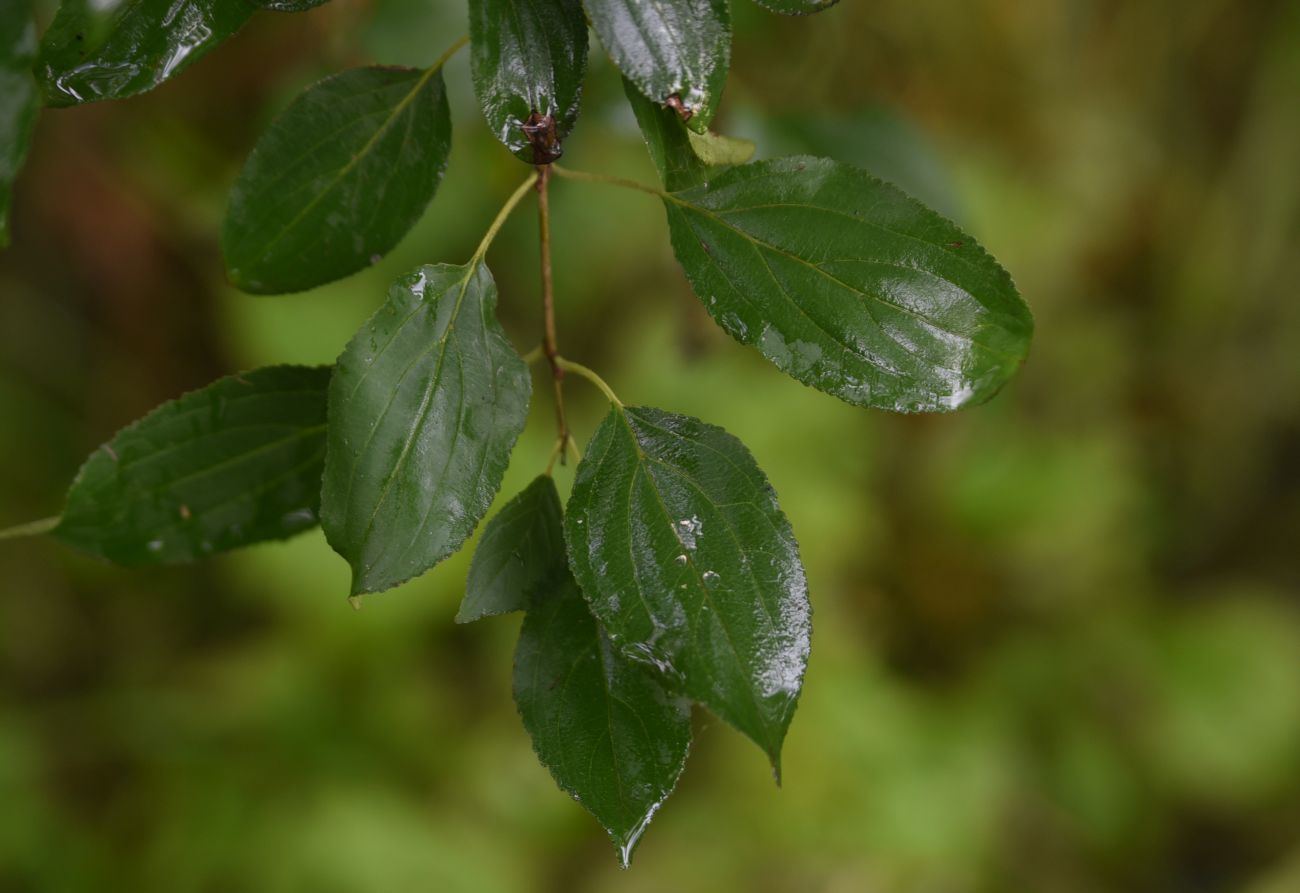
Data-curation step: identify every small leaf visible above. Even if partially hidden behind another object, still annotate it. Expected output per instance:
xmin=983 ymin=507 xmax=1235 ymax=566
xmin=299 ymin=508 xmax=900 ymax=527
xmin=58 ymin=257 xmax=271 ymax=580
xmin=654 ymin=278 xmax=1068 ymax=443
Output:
xmin=515 ymin=572 xmax=691 ymax=867
xmin=222 ymin=65 xmax=452 ymax=295
xmin=54 ymin=366 xmax=331 ymax=565
xmin=585 ymin=0 xmax=730 ymax=133
xmin=469 ymin=0 xmax=588 ymax=163
xmin=686 ymin=128 xmax=755 ymax=167
xmin=565 ymin=405 xmax=810 ymax=772
xmin=753 ymin=0 xmax=840 ymax=14
xmin=622 ymin=78 xmax=713 ymax=191
xmin=35 ymin=0 xmax=256 ymax=107
xmin=663 ymin=156 xmax=1034 ymax=412
xmin=1 ymin=0 xmax=39 ymax=248
xmin=321 ymin=264 xmax=531 ymax=596
xmin=458 ymin=475 xmax=564 ymax=623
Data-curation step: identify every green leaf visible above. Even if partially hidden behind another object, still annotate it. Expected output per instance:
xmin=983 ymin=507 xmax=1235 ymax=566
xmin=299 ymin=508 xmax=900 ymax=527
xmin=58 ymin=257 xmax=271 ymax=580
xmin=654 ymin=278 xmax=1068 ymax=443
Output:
xmin=321 ymin=263 xmax=531 ymax=596
xmin=565 ymin=405 xmax=810 ymax=772
xmin=514 ymin=572 xmax=691 ymax=867
xmin=0 ymin=0 xmax=39 ymax=249
xmin=469 ymin=0 xmax=588 ymax=164
xmin=585 ymin=0 xmax=730 ymax=133
xmin=753 ymin=0 xmax=840 ymax=14
xmin=686 ymin=128 xmax=755 ymax=167
xmin=53 ymin=366 xmax=331 ymax=565
xmin=663 ymin=156 xmax=1033 ymax=412
xmin=35 ymin=0 xmax=256 ymax=107
xmin=623 ymin=77 xmax=714 ymax=192
xmin=458 ymin=475 xmax=564 ymax=623
xmin=222 ymin=65 xmax=452 ymax=295
xmin=255 ymin=0 xmax=330 ymax=10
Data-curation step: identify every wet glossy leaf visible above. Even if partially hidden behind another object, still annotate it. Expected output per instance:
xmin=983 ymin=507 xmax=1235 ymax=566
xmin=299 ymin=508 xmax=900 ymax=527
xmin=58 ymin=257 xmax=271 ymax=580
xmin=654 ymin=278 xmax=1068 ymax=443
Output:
xmin=35 ymin=0 xmax=256 ymax=107
xmin=754 ymin=0 xmax=840 ymax=14
xmin=255 ymin=0 xmax=330 ymax=10
xmin=515 ymin=572 xmax=691 ymax=867
xmin=458 ymin=475 xmax=564 ymax=623
xmin=565 ymin=405 xmax=810 ymax=771
xmin=623 ymin=78 xmax=713 ymax=191
xmin=664 ymin=156 xmax=1034 ymax=412
xmin=469 ymin=0 xmax=587 ymax=163
xmin=585 ymin=0 xmax=730 ymax=133
xmin=0 ymin=0 xmax=39 ymax=249
xmin=222 ymin=65 xmax=451 ymax=295
xmin=54 ymin=366 xmax=330 ymax=565
xmin=321 ymin=264 xmax=531 ymax=596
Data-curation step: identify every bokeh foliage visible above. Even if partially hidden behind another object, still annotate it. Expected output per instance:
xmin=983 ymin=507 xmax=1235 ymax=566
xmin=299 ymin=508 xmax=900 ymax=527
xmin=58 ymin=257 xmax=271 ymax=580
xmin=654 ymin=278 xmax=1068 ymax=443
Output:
xmin=2 ymin=0 xmax=1299 ymax=890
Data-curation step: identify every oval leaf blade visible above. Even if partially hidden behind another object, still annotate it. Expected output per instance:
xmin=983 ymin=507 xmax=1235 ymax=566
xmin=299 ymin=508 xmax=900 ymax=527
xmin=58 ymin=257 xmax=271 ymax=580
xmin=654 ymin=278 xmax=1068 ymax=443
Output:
xmin=222 ymin=66 xmax=452 ymax=295
xmin=664 ymin=156 xmax=1034 ymax=412
xmin=321 ymin=263 xmax=531 ymax=596
xmin=1 ymin=0 xmax=39 ymax=248
xmin=458 ymin=475 xmax=565 ymax=623
xmin=584 ymin=0 xmax=730 ymax=133
xmin=565 ymin=405 xmax=811 ymax=772
xmin=35 ymin=0 xmax=255 ymax=107
xmin=53 ymin=366 xmax=331 ymax=565
xmin=515 ymin=573 xmax=691 ymax=867
xmin=469 ymin=0 xmax=588 ymax=163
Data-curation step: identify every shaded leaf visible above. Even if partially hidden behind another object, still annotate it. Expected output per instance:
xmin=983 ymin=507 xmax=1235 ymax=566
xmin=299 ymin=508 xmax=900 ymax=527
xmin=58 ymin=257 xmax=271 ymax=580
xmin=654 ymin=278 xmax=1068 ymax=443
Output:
xmin=256 ymin=0 xmax=330 ymax=10
xmin=0 ymin=0 xmax=39 ymax=248
xmin=753 ymin=0 xmax=840 ymax=14
xmin=321 ymin=264 xmax=531 ymax=596
xmin=469 ymin=0 xmax=587 ymax=163
xmin=223 ymin=65 xmax=451 ymax=295
xmin=664 ymin=156 xmax=1033 ymax=412
xmin=585 ymin=0 xmax=730 ymax=133
xmin=35 ymin=0 xmax=255 ymax=107
xmin=54 ymin=366 xmax=331 ymax=565
xmin=458 ymin=475 xmax=564 ymax=623
xmin=622 ymin=78 xmax=713 ymax=191
xmin=565 ymin=405 xmax=810 ymax=772
xmin=515 ymin=572 xmax=691 ymax=867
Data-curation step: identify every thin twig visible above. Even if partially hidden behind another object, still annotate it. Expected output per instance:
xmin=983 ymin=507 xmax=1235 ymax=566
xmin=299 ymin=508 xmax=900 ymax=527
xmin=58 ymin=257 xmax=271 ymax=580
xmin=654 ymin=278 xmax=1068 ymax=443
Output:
xmin=536 ymin=164 xmax=571 ymax=464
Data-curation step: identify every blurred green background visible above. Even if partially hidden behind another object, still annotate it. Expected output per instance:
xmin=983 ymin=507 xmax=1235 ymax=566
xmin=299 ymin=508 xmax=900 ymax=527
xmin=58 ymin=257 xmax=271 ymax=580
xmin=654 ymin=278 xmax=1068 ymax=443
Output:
xmin=3 ymin=1 xmax=1300 ymax=890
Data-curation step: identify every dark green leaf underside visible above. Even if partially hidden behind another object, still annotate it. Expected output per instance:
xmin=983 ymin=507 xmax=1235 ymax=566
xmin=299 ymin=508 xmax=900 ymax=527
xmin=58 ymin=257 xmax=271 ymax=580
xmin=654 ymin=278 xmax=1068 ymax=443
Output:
xmin=54 ymin=365 xmax=331 ymax=565
xmin=1 ymin=0 xmax=39 ymax=248
xmin=514 ymin=573 xmax=691 ymax=867
xmin=623 ymin=78 xmax=715 ymax=192
xmin=585 ymin=0 xmax=730 ymax=133
xmin=222 ymin=65 xmax=452 ymax=295
xmin=664 ymin=156 xmax=1034 ymax=412
xmin=469 ymin=0 xmax=588 ymax=163
xmin=35 ymin=0 xmax=255 ymax=107
xmin=321 ymin=263 xmax=531 ymax=596
xmin=565 ymin=405 xmax=810 ymax=771
xmin=459 ymin=474 xmax=565 ymax=623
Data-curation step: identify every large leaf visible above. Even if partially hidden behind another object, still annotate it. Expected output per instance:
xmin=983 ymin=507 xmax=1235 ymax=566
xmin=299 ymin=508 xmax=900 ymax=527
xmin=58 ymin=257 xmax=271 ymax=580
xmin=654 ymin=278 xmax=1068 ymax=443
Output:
xmin=0 ymin=0 xmax=39 ymax=248
xmin=35 ymin=0 xmax=256 ymax=107
xmin=584 ymin=0 xmax=730 ymax=133
xmin=515 ymin=572 xmax=691 ymax=866
xmin=469 ymin=0 xmax=587 ymax=163
xmin=663 ymin=157 xmax=1034 ymax=412
xmin=565 ymin=405 xmax=810 ymax=772
xmin=222 ymin=66 xmax=452 ymax=295
xmin=54 ymin=366 xmax=330 ymax=565
xmin=321 ymin=263 xmax=531 ymax=596
xmin=458 ymin=475 xmax=564 ymax=623
xmin=753 ymin=0 xmax=840 ymax=14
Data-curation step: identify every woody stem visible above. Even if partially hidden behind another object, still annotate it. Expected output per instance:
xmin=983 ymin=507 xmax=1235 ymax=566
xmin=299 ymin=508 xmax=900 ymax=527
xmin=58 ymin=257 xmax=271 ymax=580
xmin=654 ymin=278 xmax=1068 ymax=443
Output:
xmin=536 ymin=164 xmax=569 ymax=463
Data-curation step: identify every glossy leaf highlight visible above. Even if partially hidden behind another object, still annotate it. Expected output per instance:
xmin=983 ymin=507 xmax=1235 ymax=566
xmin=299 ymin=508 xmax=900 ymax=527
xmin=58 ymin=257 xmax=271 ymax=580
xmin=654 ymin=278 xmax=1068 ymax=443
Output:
xmin=321 ymin=264 xmax=531 ymax=596
xmin=0 ymin=0 xmax=39 ymax=248
xmin=54 ymin=366 xmax=331 ymax=565
xmin=469 ymin=0 xmax=588 ymax=163
xmin=515 ymin=573 xmax=691 ymax=866
xmin=223 ymin=65 xmax=452 ymax=295
xmin=35 ymin=0 xmax=255 ymax=107
xmin=458 ymin=475 xmax=564 ymax=623
xmin=664 ymin=157 xmax=1034 ymax=412
xmin=585 ymin=0 xmax=730 ymax=133
xmin=565 ymin=405 xmax=811 ymax=771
